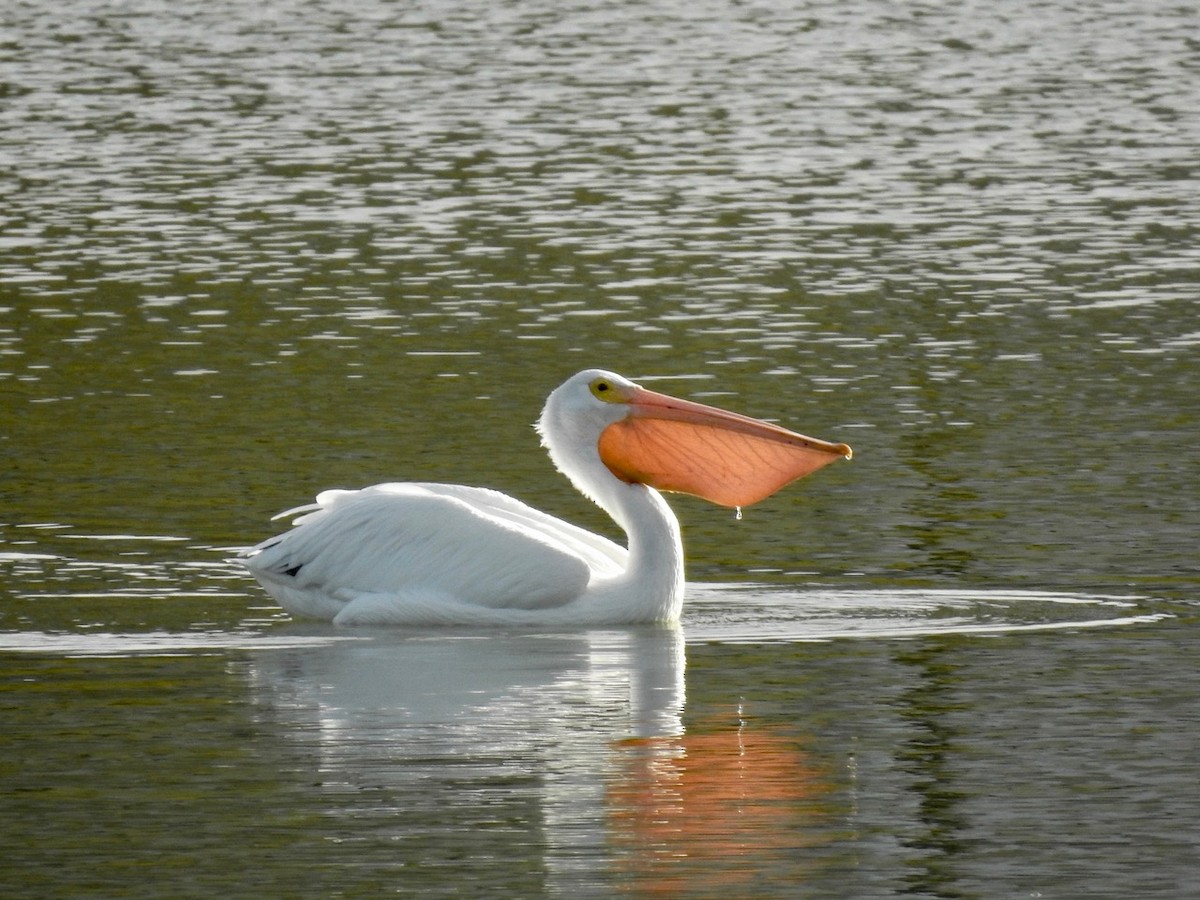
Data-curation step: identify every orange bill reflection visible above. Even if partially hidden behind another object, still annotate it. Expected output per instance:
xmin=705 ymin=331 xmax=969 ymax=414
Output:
xmin=607 ymin=713 xmax=836 ymax=892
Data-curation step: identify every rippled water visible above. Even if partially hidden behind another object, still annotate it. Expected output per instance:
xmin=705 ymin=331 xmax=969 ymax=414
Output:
xmin=2 ymin=0 xmax=1198 ymax=895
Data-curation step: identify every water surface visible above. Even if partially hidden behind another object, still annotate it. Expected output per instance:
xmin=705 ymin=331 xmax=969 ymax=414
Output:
xmin=2 ymin=0 xmax=1198 ymax=895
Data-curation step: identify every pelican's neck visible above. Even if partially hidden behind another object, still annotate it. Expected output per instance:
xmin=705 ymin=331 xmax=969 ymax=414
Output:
xmin=560 ymin=444 xmax=685 ymax=622
xmin=538 ymin=392 xmax=686 ymax=622
xmin=608 ymin=480 xmax=683 ymax=581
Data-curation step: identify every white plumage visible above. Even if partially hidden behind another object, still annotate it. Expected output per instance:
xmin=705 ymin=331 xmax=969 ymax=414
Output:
xmin=240 ymin=369 xmax=850 ymax=626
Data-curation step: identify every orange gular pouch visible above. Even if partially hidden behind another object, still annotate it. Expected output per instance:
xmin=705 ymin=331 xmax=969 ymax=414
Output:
xmin=597 ymin=416 xmax=851 ymax=508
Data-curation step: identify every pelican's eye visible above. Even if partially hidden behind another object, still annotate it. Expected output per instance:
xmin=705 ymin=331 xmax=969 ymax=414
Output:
xmin=589 ymin=378 xmax=622 ymax=403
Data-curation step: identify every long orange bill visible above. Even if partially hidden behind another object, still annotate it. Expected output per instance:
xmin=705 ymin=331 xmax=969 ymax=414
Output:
xmin=597 ymin=386 xmax=852 ymax=508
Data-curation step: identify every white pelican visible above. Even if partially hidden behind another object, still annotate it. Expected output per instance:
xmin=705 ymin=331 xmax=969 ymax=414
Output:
xmin=240 ymin=369 xmax=851 ymax=626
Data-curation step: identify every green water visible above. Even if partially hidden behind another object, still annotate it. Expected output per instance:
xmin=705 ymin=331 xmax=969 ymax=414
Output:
xmin=2 ymin=0 xmax=1197 ymax=895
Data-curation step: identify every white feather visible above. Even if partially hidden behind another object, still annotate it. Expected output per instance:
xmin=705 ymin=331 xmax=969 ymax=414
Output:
xmin=242 ymin=481 xmax=633 ymax=624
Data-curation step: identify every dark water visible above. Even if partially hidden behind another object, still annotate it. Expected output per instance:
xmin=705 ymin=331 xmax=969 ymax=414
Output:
xmin=2 ymin=0 xmax=1198 ymax=895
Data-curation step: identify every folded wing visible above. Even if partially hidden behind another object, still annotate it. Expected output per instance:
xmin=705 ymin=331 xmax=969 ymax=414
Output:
xmin=242 ymin=483 xmax=627 ymax=614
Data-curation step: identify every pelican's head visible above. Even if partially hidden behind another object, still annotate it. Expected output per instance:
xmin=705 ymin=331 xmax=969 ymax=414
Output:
xmin=538 ymin=369 xmax=851 ymax=509
xmin=538 ymin=369 xmax=639 ymax=445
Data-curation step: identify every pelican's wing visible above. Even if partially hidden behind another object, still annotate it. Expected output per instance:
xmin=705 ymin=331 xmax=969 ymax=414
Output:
xmin=242 ymin=483 xmax=626 ymax=617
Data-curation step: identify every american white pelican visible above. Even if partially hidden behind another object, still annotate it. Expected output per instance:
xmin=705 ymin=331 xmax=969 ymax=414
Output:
xmin=240 ymin=369 xmax=851 ymax=626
